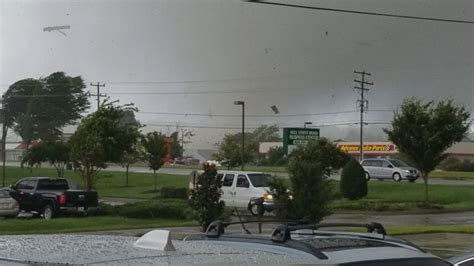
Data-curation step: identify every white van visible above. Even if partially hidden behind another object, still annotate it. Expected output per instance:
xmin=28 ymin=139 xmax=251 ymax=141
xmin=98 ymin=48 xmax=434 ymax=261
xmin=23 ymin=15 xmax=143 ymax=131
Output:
xmin=189 ymin=171 xmax=274 ymax=216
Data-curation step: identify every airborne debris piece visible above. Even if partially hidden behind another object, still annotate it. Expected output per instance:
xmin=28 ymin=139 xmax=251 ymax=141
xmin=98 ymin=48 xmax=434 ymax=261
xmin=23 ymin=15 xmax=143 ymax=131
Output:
xmin=43 ymin=25 xmax=71 ymax=36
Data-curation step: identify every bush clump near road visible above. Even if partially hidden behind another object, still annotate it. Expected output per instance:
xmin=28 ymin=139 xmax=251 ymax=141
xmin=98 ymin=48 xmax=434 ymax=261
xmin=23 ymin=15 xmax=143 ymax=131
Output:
xmin=340 ymin=158 xmax=368 ymax=200
xmin=96 ymin=199 xmax=190 ymax=219
xmin=439 ymin=157 xmax=474 ymax=172
xmin=189 ymin=162 xmax=225 ymax=231
xmin=270 ymin=139 xmax=349 ymax=223
xmin=158 ymin=187 xmax=188 ymax=199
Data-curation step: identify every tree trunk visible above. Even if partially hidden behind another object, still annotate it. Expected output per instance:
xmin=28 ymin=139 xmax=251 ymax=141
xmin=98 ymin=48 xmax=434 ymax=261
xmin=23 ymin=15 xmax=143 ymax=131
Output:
xmin=422 ymin=171 xmax=429 ymax=203
xmin=84 ymin=166 xmax=92 ymax=191
xmin=126 ymin=165 xmax=129 ymax=187
xmin=153 ymin=169 xmax=157 ymax=192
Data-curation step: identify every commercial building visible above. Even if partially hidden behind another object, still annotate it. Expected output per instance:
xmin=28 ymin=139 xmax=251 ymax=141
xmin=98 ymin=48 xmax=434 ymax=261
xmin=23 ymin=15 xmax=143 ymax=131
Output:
xmin=259 ymin=141 xmax=474 ymax=161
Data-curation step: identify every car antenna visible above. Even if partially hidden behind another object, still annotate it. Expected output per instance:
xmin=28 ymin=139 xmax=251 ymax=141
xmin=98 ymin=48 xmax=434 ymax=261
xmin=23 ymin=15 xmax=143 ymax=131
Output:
xmin=233 ymin=207 xmax=251 ymax=234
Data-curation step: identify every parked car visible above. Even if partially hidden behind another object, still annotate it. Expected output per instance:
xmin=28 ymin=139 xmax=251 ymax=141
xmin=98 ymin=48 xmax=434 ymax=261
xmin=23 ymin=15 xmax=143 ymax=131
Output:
xmin=189 ymin=171 xmax=274 ymax=216
xmin=9 ymin=177 xmax=99 ymax=219
xmin=0 ymin=188 xmax=19 ymax=218
xmin=173 ymin=156 xmax=200 ymax=165
xmin=361 ymin=158 xmax=420 ymax=182
xmin=0 ymin=220 xmax=472 ymax=265
xmin=448 ymin=252 xmax=474 ymax=266
xmin=183 ymin=221 xmax=470 ymax=265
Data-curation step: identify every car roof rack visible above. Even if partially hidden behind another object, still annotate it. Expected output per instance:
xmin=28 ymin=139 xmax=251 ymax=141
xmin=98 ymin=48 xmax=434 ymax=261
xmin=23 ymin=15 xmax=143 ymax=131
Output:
xmin=206 ymin=219 xmax=303 ymax=237
xmin=271 ymin=222 xmax=387 ymax=243
xmin=206 ymin=220 xmax=386 ymax=239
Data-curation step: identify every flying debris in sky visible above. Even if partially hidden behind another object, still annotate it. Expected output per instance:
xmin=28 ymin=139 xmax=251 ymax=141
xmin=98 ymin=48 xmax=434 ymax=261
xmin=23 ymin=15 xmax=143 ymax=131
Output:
xmin=43 ymin=25 xmax=71 ymax=36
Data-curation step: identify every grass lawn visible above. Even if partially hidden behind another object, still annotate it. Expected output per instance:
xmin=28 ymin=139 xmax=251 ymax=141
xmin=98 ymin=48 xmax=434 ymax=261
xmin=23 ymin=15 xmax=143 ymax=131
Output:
xmin=3 ymin=166 xmax=474 ymax=210
xmin=1 ymin=166 xmax=188 ymax=199
xmin=223 ymin=166 xmax=287 ymax=173
xmin=430 ymin=170 xmax=474 ymax=180
xmin=0 ymin=216 xmax=196 ymax=235
xmin=332 ymin=181 xmax=474 ymax=211
xmin=328 ymin=225 xmax=474 ymax=235
xmin=387 ymin=225 xmax=474 ymax=235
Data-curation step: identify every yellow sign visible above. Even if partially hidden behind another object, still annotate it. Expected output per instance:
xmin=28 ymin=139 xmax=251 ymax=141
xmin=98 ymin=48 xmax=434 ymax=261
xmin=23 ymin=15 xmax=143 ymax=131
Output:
xmin=338 ymin=144 xmax=397 ymax=153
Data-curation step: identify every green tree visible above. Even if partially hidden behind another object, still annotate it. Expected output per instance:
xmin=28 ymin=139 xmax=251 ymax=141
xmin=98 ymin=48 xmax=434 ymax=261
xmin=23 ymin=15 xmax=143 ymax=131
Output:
xmin=69 ymin=102 xmax=137 ymax=190
xmin=214 ymin=134 xmax=247 ymax=169
xmin=46 ymin=141 xmax=70 ymax=177
xmin=269 ymin=138 xmax=349 ymax=222
xmin=21 ymin=141 xmax=70 ymax=177
xmin=22 ymin=143 xmax=48 ymax=169
xmin=340 ymin=158 xmax=367 ymax=200
xmin=189 ymin=162 xmax=225 ymax=231
xmin=118 ymin=110 xmax=141 ymax=187
xmin=267 ymin=146 xmax=285 ymax=166
xmin=141 ymin=131 xmax=168 ymax=191
xmin=215 ymin=125 xmax=281 ymax=168
xmin=384 ymin=98 xmax=470 ymax=202
xmin=3 ymin=72 xmax=89 ymax=148
xmin=169 ymin=131 xmax=183 ymax=159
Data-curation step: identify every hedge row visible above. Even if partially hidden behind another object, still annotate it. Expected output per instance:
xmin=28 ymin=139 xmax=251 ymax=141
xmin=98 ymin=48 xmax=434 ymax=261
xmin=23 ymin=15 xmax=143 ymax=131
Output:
xmin=95 ymin=199 xmax=191 ymax=219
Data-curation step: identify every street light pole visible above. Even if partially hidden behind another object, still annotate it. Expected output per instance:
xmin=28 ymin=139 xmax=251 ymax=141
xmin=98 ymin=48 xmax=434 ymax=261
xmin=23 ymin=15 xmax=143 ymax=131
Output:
xmin=234 ymin=101 xmax=245 ymax=171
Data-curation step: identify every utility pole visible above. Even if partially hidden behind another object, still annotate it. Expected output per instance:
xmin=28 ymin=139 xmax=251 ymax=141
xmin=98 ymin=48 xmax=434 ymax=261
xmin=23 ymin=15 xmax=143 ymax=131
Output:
xmin=354 ymin=71 xmax=373 ymax=162
xmin=89 ymin=82 xmax=106 ymax=110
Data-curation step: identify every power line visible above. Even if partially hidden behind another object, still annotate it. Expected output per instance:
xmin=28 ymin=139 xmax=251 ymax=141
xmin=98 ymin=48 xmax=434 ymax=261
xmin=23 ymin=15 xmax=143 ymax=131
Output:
xmin=106 ymin=88 xmax=301 ymax=95
xmin=103 ymin=76 xmax=282 ymax=85
xmin=137 ymin=110 xmax=366 ymax=118
xmin=245 ymin=0 xmax=474 ymax=24
xmin=144 ymin=120 xmax=391 ymax=130
xmin=1 ymin=87 xmax=314 ymax=96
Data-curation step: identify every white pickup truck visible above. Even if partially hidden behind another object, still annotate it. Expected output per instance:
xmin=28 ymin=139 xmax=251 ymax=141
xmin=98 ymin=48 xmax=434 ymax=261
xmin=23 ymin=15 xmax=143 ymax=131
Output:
xmin=189 ymin=171 xmax=274 ymax=216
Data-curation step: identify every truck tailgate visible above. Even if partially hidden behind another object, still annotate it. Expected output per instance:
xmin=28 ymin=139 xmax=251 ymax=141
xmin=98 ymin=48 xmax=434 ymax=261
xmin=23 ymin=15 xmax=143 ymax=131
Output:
xmin=64 ymin=190 xmax=98 ymax=208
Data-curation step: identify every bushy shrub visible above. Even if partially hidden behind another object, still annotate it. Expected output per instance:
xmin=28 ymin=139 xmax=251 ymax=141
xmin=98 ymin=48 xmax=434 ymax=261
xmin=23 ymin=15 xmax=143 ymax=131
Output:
xmin=268 ymin=146 xmax=285 ymax=166
xmin=332 ymin=200 xmax=416 ymax=212
xmin=256 ymin=159 xmax=271 ymax=166
xmin=189 ymin=163 xmax=225 ymax=231
xmin=119 ymin=199 xmax=189 ymax=219
xmin=274 ymin=157 xmax=288 ymax=167
xmin=340 ymin=158 xmax=368 ymax=200
xmin=158 ymin=187 xmax=189 ymax=199
xmin=269 ymin=139 xmax=349 ymax=223
xmin=267 ymin=177 xmax=293 ymax=219
xmin=439 ymin=156 xmax=474 ymax=172
xmin=92 ymin=200 xmax=190 ymax=219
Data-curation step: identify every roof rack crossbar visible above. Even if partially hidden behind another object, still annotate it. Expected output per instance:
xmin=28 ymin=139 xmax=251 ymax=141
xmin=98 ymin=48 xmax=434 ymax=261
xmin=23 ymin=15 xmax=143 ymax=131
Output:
xmin=289 ymin=222 xmax=387 ymax=235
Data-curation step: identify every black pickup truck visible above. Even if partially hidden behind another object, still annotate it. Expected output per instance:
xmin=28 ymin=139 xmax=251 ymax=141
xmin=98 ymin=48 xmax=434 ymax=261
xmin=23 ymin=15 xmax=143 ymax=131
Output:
xmin=9 ymin=177 xmax=98 ymax=219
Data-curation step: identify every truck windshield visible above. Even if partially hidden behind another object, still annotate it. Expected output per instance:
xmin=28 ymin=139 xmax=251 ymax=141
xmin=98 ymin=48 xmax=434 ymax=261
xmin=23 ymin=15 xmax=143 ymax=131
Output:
xmin=248 ymin=174 xmax=271 ymax=187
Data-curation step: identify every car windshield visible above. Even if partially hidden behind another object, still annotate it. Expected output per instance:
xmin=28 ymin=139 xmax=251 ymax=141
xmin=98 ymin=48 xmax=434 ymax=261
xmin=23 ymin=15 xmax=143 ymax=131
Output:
xmin=247 ymin=174 xmax=271 ymax=187
xmin=388 ymin=160 xmax=409 ymax=167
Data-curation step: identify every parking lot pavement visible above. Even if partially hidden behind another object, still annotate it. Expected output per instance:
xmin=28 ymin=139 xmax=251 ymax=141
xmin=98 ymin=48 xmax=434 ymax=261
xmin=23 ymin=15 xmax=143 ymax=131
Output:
xmin=401 ymin=233 xmax=474 ymax=259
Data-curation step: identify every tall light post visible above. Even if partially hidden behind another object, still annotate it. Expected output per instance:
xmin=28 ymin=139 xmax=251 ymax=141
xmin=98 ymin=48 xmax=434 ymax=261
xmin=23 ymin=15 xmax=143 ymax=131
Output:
xmin=304 ymin=122 xmax=312 ymax=128
xmin=234 ymin=101 xmax=245 ymax=171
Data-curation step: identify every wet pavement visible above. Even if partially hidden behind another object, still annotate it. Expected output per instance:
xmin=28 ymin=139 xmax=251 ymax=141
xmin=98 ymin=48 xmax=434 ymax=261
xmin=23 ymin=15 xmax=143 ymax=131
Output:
xmin=324 ymin=210 xmax=474 ymax=226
